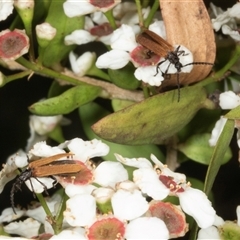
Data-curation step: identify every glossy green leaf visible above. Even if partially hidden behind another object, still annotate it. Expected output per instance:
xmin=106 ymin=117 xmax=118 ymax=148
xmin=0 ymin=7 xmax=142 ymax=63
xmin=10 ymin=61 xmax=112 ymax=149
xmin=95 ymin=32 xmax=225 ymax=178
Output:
xmin=29 ymin=85 xmax=101 ymax=116
xmin=224 ymin=105 xmax=240 ymax=119
xmin=204 ymin=119 xmax=235 ymax=196
xmin=79 ymin=102 xmax=165 ymax=162
xmin=41 ymin=0 xmax=84 ymax=67
xmin=92 ymin=85 xmax=207 ymax=145
xmin=178 ymin=133 xmax=231 ymax=165
xmin=108 ymin=64 xmax=141 ymax=90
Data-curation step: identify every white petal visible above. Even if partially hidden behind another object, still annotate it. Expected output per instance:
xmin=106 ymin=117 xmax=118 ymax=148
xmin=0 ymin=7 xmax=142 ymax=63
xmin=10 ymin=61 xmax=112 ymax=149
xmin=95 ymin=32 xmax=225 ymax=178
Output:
xmin=29 ymin=115 xmax=62 ymax=135
xmin=178 ymin=187 xmax=216 ymax=229
xmin=111 ymin=24 xmax=138 ymax=52
xmin=26 ymin=194 xmax=61 ymax=223
xmin=90 ymin=11 xmax=107 ymax=25
xmin=149 ymin=20 xmax=166 ymax=40
xmin=125 ymin=217 xmax=169 ymax=240
xmin=94 ymin=161 xmax=128 ymax=188
xmin=60 ymin=138 xmax=109 ymax=163
xmin=69 ymin=51 xmax=95 ymax=76
xmin=134 ymin=66 xmax=164 ymax=86
xmin=114 ymin=154 xmax=153 ymax=169
xmin=35 ymin=22 xmax=57 ymax=41
xmin=29 ymin=141 xmax=64 ymax=157
xmin=0 ymin=0 xmax=14 ymax=21
xmin=92 ymin=187 xmax=114 ymax=203
xmin=64 ymin=30 xmax=96 ymax=45
xmin=63 ymin=0 xmax=95 ymax=17
xmin=228 ymin=2 xmax=240 ymax=18
xmin=25 ymin=177 xmax=55 ymax=193
xmin=219 ymin=90 xmax=240 ymax=109
xmin=237 ymin=206 xmax=240 ymax=226
xmin=222 ymin=24 xmax=240 ymax=41
xmin=197 ymin=226 xmax=220 ymax=239
xmin=4 ymin=218 xmax=40 ymax=238
xmin=112 ymin=189 xmax=149 ymax=220
xmin=0 ymin=207 xmax=25 ymax=223
xmin=133 ymin=168 xmax=169 ymax=200
xmin=96 ymin=50 xmax=130 ymax=69
xmin=209 ymin=116 xmax=227 ymax=146
xmin=64 ymin=194 xmax=96 ymax=226
xmin=49 ymin=227 xmax=86 ymax=239
xmin=65 ymin=184 xmax=96 ymax=198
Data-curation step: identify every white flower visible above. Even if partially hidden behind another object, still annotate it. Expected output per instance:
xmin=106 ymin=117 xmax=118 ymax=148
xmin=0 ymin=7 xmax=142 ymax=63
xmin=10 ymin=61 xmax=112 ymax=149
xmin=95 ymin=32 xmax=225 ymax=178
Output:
xmin=29 ymin=115 xmax=63 ymax=135
xmin=125 ymin=217 xmax=169 ymax=239
xmin=96 ymin=22 xmax=193 ymax=87
xmin=36 ymin=22 xmax=57 ymax=41
xmin=178 ymin=187 xmax=216 ymax=229
xmin=211 ymin=2 xmax=240 ymax=41
xmin=69 ymin=51 xmax=95 ymax=76
xmin=93 ymin=161 xmax=128 ymax=188
xmin=64 ymin=29 xmax=96 ymax=45
xmin=63 ymin=0 xmax=119 ymax=17
xmin=0 ymin=0 xmax=14 ymax=21
xmin=58 ymin=138 xmax=109 ymax=163
xmin=49 ymin=227 xmax=86 ymax=239
xmin=64 ymin=194 xmax=96 ymax=227
xmin=4 ymin=218 xmax=41 ymax=238
xmin=219 ymin=90 xmax=240 ymax=109
xmin=111 ymin=189 xmax=149 ymax=221
xmin=209 ymin=116 xmax=227 ymax=146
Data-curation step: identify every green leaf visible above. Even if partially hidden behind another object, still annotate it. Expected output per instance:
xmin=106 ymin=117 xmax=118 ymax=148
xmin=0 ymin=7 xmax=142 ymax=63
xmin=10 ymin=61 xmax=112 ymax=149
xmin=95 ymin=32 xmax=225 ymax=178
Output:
xmin=225 ymin=105 xmax=240 ymax=119
xmin=41 ymin=0 xmax=84 ymax=67
xmin=29 ymin=85 xmax=101 ymax=115
xmin=92 ymin=85 xmax=207 ymax=145
xmin=108 ymin=64 xmax=141 ymax=90
xmin=111 ymin=99 xmax=135 ymax=112
xmin=79 ymin=102 xmax=165 ymax=162
xmin=178 ymin=133 xmax=232 ymax=165
xmin=48 ymin=80 xmax=70 ymax=98
xmin=204 ymin=119 xmax=235 ymax=196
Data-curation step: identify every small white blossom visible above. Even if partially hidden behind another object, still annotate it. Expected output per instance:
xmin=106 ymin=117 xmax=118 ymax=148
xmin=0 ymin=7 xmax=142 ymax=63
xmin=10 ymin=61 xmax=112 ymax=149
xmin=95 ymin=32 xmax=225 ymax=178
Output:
xmin=178 ymin=187 xmax=216 ymax=229
xmin=94 ymin=161 xmax=128 ymax=188
xmin=64 ymin=30 xmax=96 ymax=45
xmin=209 ymin=116 xmax=228 ymax=146
xmin=49 ymin=227 xmax=86 ymax=239
xmin=36 ymin=23 xmax=57 ymax=41
xmin=59 ymin=138 xmax=109 ymax=163
xmin=125 ymin=217 xmax=169 ymax=239
xmin=4 ymin=218 xmax=41 ymax=238
xmin=0 ymin=0 xmax=14 ymax=21
xmin=111 ymin=189 xmax=149 ymax=221
xmin=69 ymin=51 xmax=95 ymax=76
xmin=64 ymin=194 xmax=96 ymax=227
xmin=219 ymin=90 xmax=240 ymax=109
xmin=211 ymin=2 xmax=240 ymax=41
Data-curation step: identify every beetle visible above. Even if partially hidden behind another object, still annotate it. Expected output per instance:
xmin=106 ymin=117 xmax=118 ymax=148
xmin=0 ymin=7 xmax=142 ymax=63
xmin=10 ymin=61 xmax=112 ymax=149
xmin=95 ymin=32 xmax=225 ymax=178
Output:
xmin=136 ymin=29 xmax=214 ymax=101
xmin=10 ymin=152 xmax=82 ymax=214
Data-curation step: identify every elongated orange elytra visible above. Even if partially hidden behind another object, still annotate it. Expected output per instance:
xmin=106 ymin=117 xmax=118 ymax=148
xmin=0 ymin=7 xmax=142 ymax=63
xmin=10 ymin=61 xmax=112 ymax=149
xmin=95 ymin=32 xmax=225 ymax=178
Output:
xmin=11 ymin=153 xmax=81 ymax=214
xmin=136 ymin=29 xmax=214 ymax=101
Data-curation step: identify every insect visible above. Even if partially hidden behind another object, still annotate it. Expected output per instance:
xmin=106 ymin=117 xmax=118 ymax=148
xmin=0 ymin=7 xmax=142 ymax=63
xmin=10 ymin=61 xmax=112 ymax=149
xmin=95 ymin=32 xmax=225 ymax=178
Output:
xmin=136 ymin=29 xmax=214 ymax=101
xmin=11 ymin=152 xmax=81 ymax=214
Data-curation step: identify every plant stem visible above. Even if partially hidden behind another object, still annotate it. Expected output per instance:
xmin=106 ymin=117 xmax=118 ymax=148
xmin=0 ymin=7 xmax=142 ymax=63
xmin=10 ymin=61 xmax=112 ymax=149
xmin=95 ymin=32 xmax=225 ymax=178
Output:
xmin=197 ymin=44 xmax=240 ymax=87
xmin=104 ymin=9 xmax=117 ymax=29
xmin=135 ymin=0 xmax=144 ymax=27
xmin=144 ymin=1 xmax=160 ymax=28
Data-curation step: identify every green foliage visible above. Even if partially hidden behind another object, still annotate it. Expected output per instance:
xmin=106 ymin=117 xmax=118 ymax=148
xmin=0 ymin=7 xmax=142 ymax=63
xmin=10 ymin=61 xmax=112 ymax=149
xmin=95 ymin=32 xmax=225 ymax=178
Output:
xmin=178 ymin=133 xmax=232 ymax=165
xmin=29 ymin=85 xmax=101 ymax=115
xmin=108 ymin=64 xmax=141 ymax=90
xmin=92 ymin=85 xmax=207 ymax=145
xmin=40 ymin=0 xmax=84 ymax=67
xmin=79 ymin=102 xmax=165 ymax=162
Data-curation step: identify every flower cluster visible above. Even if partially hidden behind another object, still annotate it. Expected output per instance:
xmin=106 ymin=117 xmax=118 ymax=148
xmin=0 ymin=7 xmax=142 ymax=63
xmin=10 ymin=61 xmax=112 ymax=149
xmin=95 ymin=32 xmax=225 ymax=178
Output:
xmin=0 ymin=138 xmax=216 ymax=239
